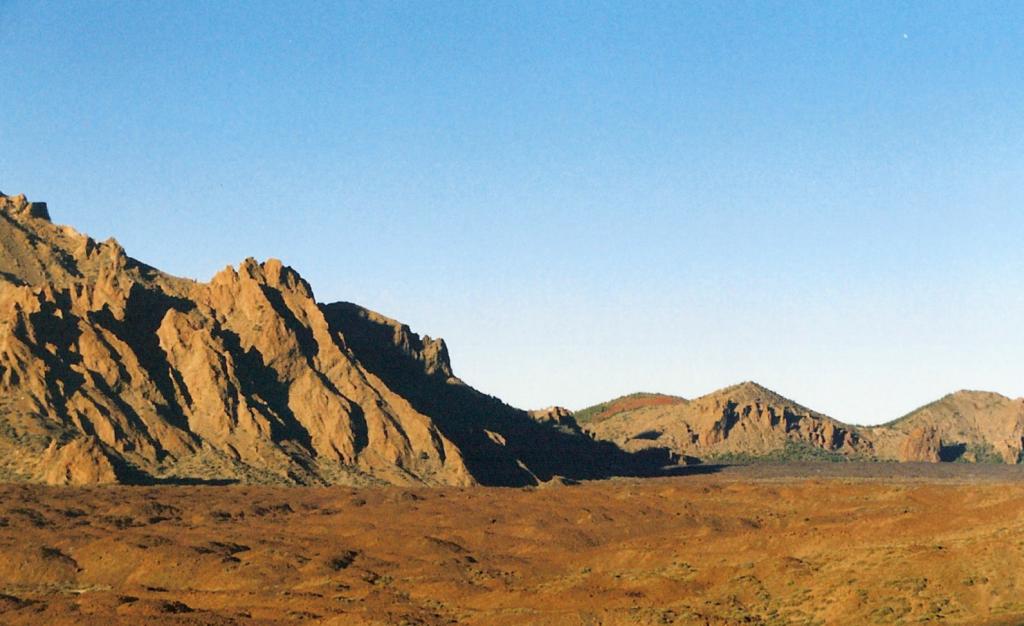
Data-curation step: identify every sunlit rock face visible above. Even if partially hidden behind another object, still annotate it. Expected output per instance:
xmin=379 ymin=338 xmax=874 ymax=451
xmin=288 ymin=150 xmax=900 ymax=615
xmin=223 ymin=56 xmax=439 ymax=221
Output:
xmin=0 ymin=192 xmax=636 ymax=486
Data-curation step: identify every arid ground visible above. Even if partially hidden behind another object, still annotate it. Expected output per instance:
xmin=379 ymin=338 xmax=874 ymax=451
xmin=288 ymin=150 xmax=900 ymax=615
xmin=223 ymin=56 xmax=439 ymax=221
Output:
xmin=2 ymin=463 xmax=1024 ymax=625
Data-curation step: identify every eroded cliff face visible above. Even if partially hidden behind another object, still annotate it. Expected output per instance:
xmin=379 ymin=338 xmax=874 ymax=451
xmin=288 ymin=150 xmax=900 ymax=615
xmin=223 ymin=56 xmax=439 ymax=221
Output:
xmin=691 ymin=383 xmax=866 ymax=455
xmin=871 ymin=391 xmax=1024 ymax=464
xmin=583 ymin=382 xmax=873 ymax=462
xmin=0 ymin=191 xmax=631 ymax=486
xmin=898 ymin=426 xmax=942 ymax=463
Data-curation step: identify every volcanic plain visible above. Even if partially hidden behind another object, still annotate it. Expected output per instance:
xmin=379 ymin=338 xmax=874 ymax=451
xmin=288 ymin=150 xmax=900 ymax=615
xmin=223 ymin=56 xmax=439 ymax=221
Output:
xmin=2 ymin=463 xmax=1024 ymax=626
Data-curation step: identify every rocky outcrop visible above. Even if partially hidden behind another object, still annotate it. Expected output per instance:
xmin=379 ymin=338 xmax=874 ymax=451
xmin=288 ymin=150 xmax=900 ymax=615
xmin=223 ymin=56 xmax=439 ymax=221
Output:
xmin=899 ymin=426 xmax=942 ymax=463
xmin=0 ymin=192 xmax=648 ymax=486
xmin=581 ymin=384 xmax=1024 ymax=464
xmin=872 ymin=391 xmax=1024 ymax=464
xmin=583 ymin=382 xmax=872 ymax=461
xmin=0 ymin=192 xmax=49 ymax=221
xmin=41 ymin=437 xmax=122 ymax=485
xmin=529 ymin=406 xmax=576 ymax=428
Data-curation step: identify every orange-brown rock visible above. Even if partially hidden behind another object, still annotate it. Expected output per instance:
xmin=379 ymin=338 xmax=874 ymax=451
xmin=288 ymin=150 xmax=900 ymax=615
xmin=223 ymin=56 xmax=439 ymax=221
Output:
xmin=899 ymin=426 xmax=942 ymax=462
xmin=582 ymin=382 xmax=871 ymax=461
xmin=40 ymin=437 xmax=121 ymax=485
xmin=0 ymin=192 xmax=641 ymax=486
xmin=870 ymin=390 xmax=1024 ymax=463
xmin=580 ymin=384 xmax=1024 ymax=464
xmin=528 ymin=406 xmax=576 ymax=427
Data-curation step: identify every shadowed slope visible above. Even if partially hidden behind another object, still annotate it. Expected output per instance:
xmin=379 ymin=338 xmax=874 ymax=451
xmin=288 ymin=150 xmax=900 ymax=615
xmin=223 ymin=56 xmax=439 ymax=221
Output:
xmin=323 ymin=302 xmax=671 ymax=485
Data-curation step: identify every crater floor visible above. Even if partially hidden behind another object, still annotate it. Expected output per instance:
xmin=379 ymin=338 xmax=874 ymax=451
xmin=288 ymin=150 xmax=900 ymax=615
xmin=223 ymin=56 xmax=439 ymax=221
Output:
xmin=1 ymin=462 xmax=1023 ymax=625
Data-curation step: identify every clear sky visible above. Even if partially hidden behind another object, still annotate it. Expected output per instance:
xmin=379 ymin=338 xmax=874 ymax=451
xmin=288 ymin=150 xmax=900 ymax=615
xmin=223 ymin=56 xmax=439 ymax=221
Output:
xmin=2 ymin=1 xmax=1022 ymax=424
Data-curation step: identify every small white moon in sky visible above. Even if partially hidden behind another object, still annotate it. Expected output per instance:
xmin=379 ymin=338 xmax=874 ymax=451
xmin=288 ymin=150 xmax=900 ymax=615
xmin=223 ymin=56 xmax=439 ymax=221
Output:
xmin=902 ymin=33 xmax=909 ymax=39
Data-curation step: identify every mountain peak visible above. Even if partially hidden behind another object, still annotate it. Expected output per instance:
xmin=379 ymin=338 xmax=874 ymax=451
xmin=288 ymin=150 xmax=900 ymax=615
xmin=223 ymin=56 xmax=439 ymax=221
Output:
xmin=947 ymin=389 xmax=1013 ymax=402
xmin=700 ymin=381 xmax=797 ymax=408
xmin=729 ymin=380 xmax=775 ymax=394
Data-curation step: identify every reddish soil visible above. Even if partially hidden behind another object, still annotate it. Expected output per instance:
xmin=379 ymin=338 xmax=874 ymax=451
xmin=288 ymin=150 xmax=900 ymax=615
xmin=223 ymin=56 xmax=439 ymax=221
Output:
xmin=1 ymin=463 xmax=1023 ymax=625
xmin=585 ymin=394 xmax=688 ymax=423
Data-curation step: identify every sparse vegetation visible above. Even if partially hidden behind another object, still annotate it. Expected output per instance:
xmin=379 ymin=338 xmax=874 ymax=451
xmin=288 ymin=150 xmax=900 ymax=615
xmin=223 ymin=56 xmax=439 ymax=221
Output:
xmin=574 ymin=392 xmax=680 ymax=424
xmin=956 ymin=443 xmax=1005 ymax=464
xmin=706 ymin=441 xmax=853 ymax=464
xmin=0 ymin=466 xmax=1021 ymax=624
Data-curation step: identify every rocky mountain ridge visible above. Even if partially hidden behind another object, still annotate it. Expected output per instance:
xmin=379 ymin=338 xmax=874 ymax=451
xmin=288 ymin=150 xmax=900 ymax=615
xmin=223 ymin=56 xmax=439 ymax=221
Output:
xmin=2 ymin=190 xmax=1018 ymax=485
xmin=0 ymin=191 xmax=641 ymax=486
xmin=579 ymin=384 xmax=1024 ymax=464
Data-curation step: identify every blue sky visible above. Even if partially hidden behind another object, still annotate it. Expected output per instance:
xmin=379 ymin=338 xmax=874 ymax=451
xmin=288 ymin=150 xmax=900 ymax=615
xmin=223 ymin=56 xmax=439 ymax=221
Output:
xmin=2 ymin=1 xmax=1022 ymax=424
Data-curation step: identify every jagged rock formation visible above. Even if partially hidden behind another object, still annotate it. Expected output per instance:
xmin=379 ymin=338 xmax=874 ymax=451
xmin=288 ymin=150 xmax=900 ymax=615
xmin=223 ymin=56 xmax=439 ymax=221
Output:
xmin=579 ymin=384 xmax=1024 ymax=464
xmin=0 ymin=191 xmax=644 ymax=486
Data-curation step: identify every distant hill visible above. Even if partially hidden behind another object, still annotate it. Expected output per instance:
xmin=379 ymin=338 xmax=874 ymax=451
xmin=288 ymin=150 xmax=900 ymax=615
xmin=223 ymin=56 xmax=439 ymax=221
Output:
xmin=581 ymin=382 xmax=870 ymax=463
xmin=869 ymin=391 xmax=1024 ymax=463
xmin=579 ymin=383 xmax=1024 ymax=464
xmin=574 ymin=392 xmax=687 ymax=425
